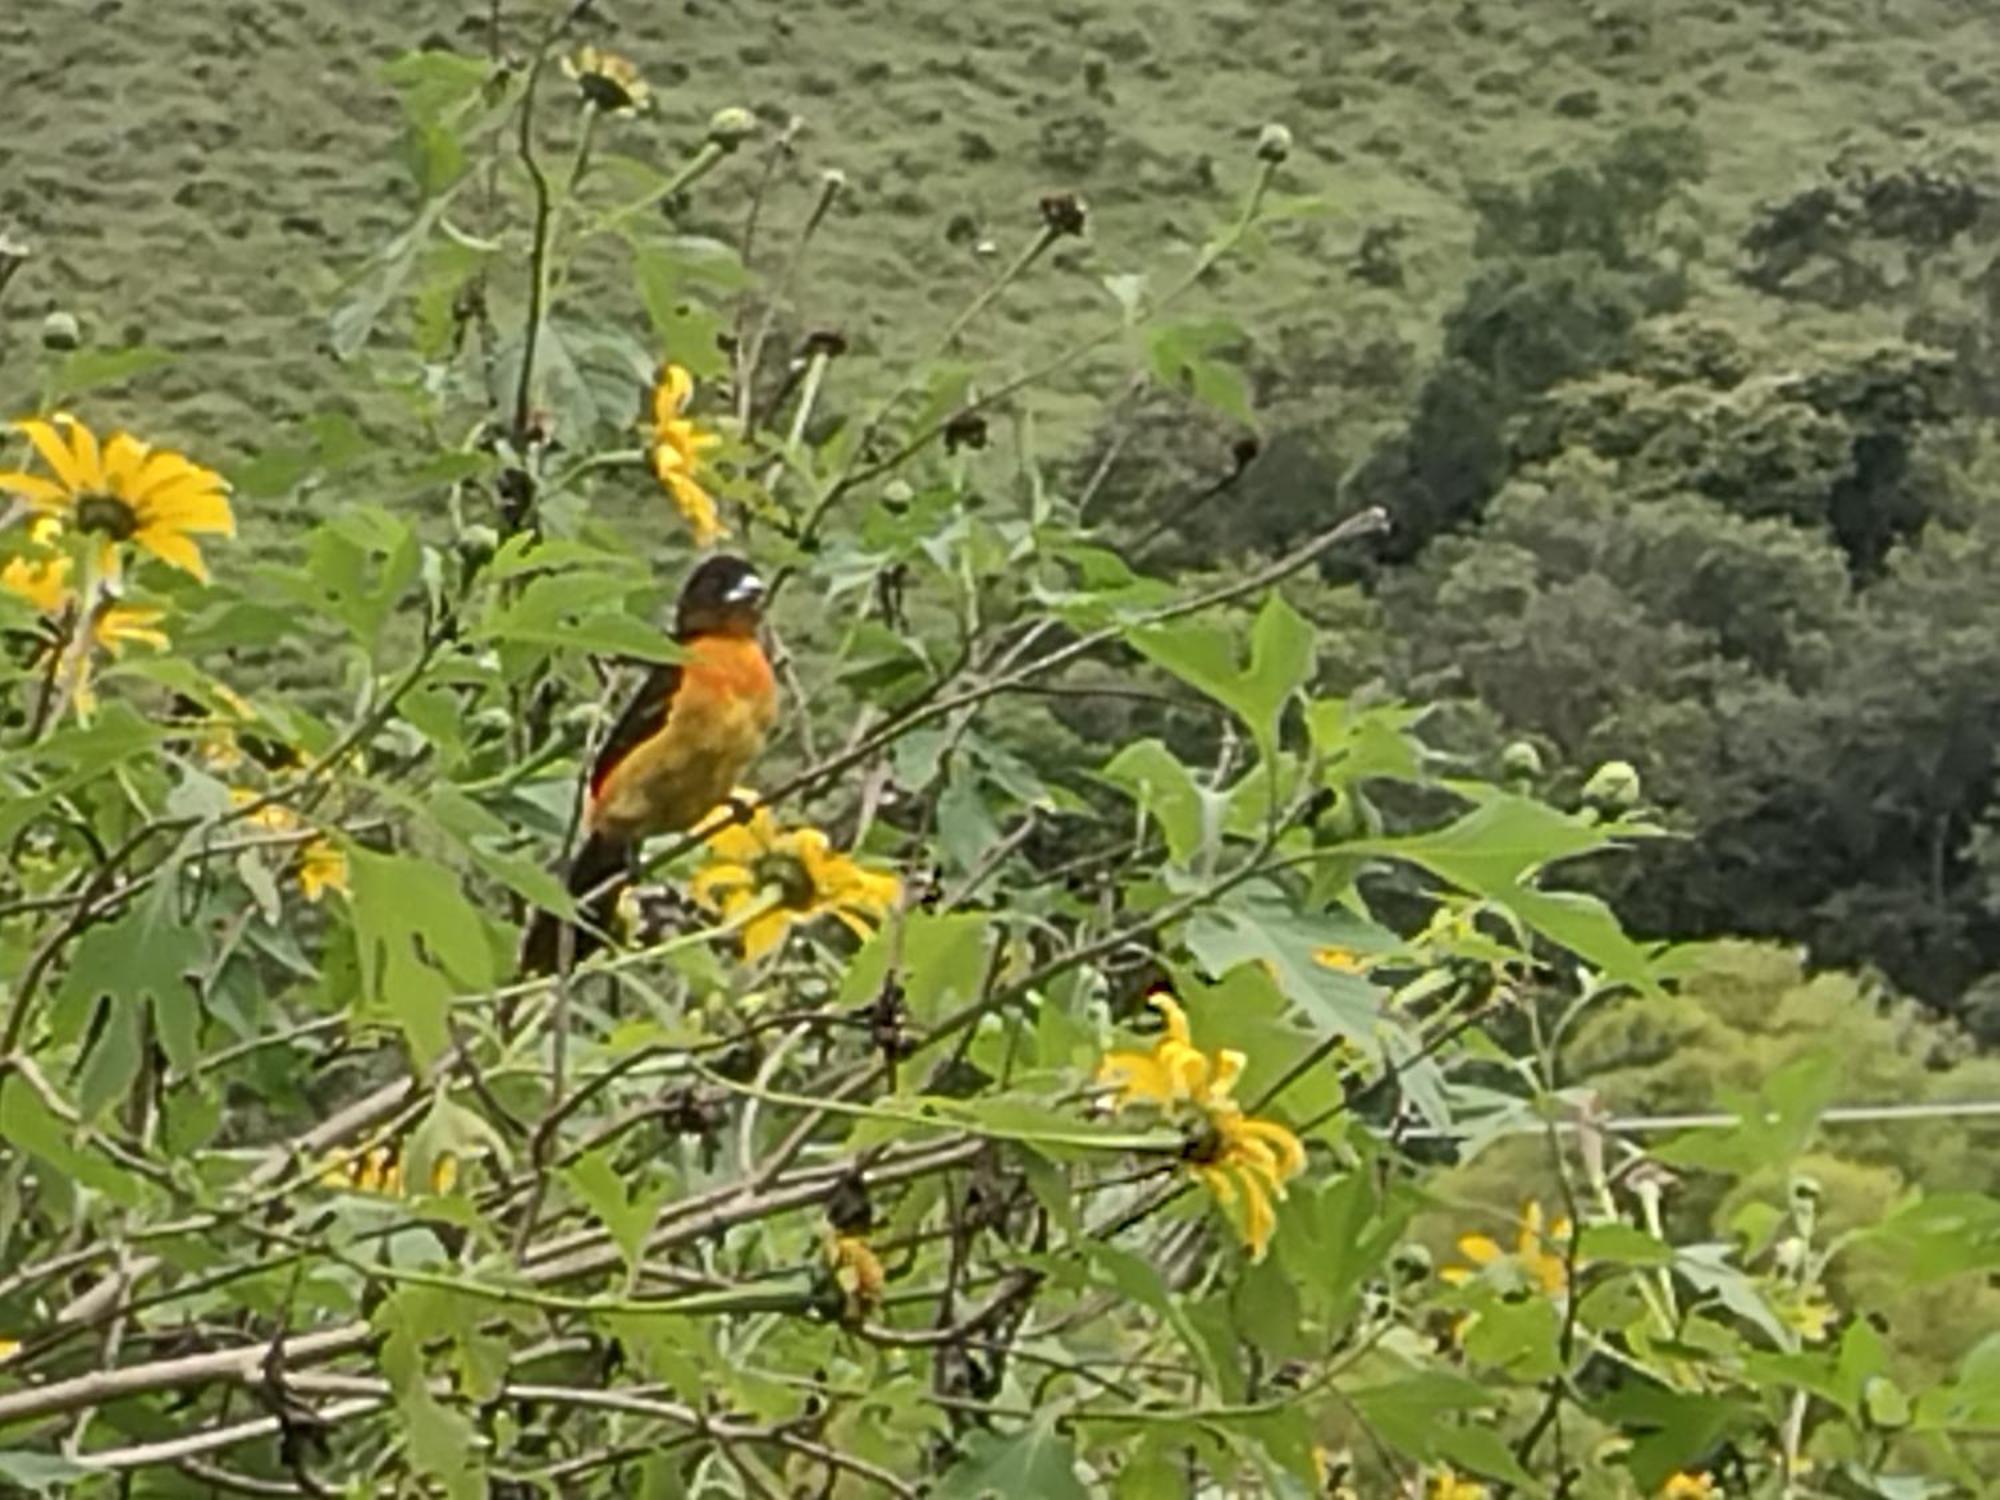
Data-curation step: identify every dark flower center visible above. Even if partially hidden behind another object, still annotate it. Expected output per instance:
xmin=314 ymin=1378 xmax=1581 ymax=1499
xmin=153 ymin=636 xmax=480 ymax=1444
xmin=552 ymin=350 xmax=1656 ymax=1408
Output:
xmin=75 ymin=494 xmax=138 ymax=541
xmin=754 ymin=852 xmax=818 ymax=911
xmin=577 ymin=75 xmax=634 ymax=112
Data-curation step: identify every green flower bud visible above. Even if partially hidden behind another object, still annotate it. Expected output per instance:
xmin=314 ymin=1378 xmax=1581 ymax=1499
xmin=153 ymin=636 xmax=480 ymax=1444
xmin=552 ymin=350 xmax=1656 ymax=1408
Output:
xmin=41 ymin=310 xmax=80 ymax=351
xmin=457 ymin=523 xmax=500 ymax=565
xmin=1581 ymin=759 xmax=1641 ymax=813
xmin=707 ymin=106 xmax=759 ymax=151
xmin=1501 ymin=740 xmax=1544 ymax=781
xmin=1255 ymin=122 xmax=1294 ymax=164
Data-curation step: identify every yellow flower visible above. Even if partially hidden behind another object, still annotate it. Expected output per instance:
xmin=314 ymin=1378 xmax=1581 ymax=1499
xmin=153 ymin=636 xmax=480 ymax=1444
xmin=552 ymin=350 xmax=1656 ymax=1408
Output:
xmin=1097 ymin=991 xmax=1307 ymax=1262
xmin=298 ymin=839 xmax=349 ymax=903
xmin=3 ymin=558 xmax=69 ymax=614
xmin=319 ymin=1147 xmax=455 ymax=1197
xmin=94 ymin=605 xmax=168 ymax=654
xmin=1097 ymin=991 xmax=1220 ymax=1108
xmin=1662 ymin=1475 xmax=1720 ymax=1499
xmin=826 ymin=1232 xmax=887 ymax=1320
xmin=0 ymin=415 xmax=234 ymax=581
xmin=649 ymin=364 xmax=726 ymax=547
xmin=0 ymin=1337 xmax=19 ymax=1364
xmin=1441 ymin=1199 xmax=1575 ymax=1296
xmin=1774 ymin=1286 xmax=1836 ymax=1344
xmin=229 ymin=787 xmax=300 ymax=834
xmin=1429 ymin=1470 xmax=1490 ymax=1500
xmin=200 ymin=726 xmax=244 ymax=772
xmin=1313 ymin=945 xmax=1369 ymax=973
xmin=689 ymin=796 xmax=900 ymax=962
xmin=560 ymin=45 xmax=651 ymax=113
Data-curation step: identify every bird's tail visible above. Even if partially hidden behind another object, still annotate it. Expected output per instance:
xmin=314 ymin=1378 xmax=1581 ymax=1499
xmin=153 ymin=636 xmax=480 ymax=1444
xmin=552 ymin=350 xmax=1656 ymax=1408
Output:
xmin=519 ymin=832 xmax=629 ymax=976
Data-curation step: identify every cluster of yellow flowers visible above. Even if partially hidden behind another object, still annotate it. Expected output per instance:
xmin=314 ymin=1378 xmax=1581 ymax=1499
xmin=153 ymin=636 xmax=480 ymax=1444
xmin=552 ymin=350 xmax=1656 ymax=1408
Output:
xmin=649 ymin=363 xmax=726 ymax=548
xmin=319 ymin=1146 xmax=459 ymax=1198
xmin=1443 ymin=1199 xmax=1577 ymax=1297
xmin=1097 ymin=991 xmax=1307 ymax=1261
xmin=691 ymin=794 xmax=901 ymax=962
xmin=229 ymin=790 xmax=350 ymax=904
xmin=824 ymin=1231 xmax=888 ymax=1321
xmin=0 ymin=414 xmax=233 ymax=719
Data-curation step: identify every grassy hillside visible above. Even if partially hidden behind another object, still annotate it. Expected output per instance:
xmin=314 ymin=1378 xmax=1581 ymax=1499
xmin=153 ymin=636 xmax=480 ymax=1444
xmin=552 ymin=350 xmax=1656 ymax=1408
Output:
xmin=5 ymin=0 xmax=2000 ymax=495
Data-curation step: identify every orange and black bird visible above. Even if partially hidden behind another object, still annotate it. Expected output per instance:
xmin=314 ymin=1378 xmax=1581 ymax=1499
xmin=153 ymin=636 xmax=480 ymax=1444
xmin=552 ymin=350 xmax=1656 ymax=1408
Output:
xmin=521 ymin=554 xmax=778 ymax=974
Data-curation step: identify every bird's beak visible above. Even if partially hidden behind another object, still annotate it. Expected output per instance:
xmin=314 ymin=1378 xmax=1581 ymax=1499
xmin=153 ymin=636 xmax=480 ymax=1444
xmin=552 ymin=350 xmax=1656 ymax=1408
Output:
xmin=724 ymin=572 xmax=766 ymax=605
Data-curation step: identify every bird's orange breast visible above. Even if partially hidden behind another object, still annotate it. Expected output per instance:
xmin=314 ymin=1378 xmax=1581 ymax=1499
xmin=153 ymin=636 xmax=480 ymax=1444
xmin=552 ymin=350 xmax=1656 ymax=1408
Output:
xmin=587 ymin=635 xmax=778 ymax=841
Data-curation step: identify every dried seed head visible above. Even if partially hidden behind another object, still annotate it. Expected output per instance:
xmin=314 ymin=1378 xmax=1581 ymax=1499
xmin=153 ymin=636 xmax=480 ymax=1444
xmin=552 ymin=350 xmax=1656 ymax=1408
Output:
xmin=1038 ymin=191 xmax=1088 ymax=237
xmin=942 ymin=409 xmax=989 ymax=454
xmin=802 ymin=328 xmax=849 ymax=360
xmin=707 ymin=106 xmax=759 ymax=151
xmin=1256 ymin=122 xmax=1295 ymax=164
xmin=41 ymin=310 xmax=80 ymax=351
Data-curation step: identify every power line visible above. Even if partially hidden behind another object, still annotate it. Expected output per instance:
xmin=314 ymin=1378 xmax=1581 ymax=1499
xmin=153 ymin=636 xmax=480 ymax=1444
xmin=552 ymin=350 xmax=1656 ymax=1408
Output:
xmin=1399 ymin=1098 xmax=2000 ymax=1141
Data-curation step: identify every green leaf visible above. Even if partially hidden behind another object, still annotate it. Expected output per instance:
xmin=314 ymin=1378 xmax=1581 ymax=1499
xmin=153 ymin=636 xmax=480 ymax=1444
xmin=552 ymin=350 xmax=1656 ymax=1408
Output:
xmin=51 ymin=885 xmax=206 ymax=1073
xmin=566 ymin=1149 xmax=671 ymax=1275
xmin=1148 ymin=318 xmax=1254 ymax=423
xmin=632 ymin=245 xmax=731 ymax=379
xmin=0 ymin=1453 xmax=90 ymax=1493
xmin=1576 ymin=1222 xmax=1674 ymax=1266
xmin=349 ymin=848 xmax=496 ymax=1067
xmin=1184 ymin=888 xmax=1387 ymax=1055
xmin=1102 ymin=739 xmax=1207 ymax=864
xmin=1460 ymin=1295 xmax=1564 ymax=1383
xmin=380 ymin=50 xmax=493 ymax=125
xmin=1590 ymin=1383 xmax=1748 ymax=1490
xmin=475 ymin=571 xmax=682 ymax=663
xmin=1655 ymin=1053 xmax=1839 ymax=1178
xmin=1858 ymin=1192 xmax=2000 ymax=1284
xmin=936 ymin=1419 xmax=1089 ymax=1500
xmin=1128 ymin=593 xmax=1314 ymax=757
xmin=841 ymin=912 xmax=993 ymax=1026
xmin=1357 ymin=792 xmax=1656 ymax=984
xmin=1435 ymin=1425 xmax=1542 ymax=1493
xmin=47 ymin=345 xmax=173 ymax=402
xmin=1350 ymin=1373 xmax=1496 ymax=1459
xmin=0 ymin=1075 xmax=146 ymax=1207
xmin=75 ymin=990 xmax=145 ymax=1123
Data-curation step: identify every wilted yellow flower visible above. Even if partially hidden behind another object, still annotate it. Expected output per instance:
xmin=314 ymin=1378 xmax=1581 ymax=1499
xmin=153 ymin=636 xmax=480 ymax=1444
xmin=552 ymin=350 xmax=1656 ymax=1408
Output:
xmin=1442 ymin=1200 xmax=1575 ymax=1297
xmin=298 ymin=839 xmax=349 ymax=903
xmin=230 ymin=787 xmax=300 ymax=834
xmin=826 ymin=1232 xmax=887 ymax=1320
xmin=690 ymin=795 xmax=900 ymax=962
xmin=560 ymin=45 xmax=651 ymax=114
xmin=1098 ymin=991 xmax=1307 ymax=1262
xmin=0 ymin=416 xmax=234 ymax=581
xmin=1662 ymin=1474 xmax=1720 ymax=1499
xmin=1098 ymin=991 xmax=1215 ymax=1108
xmin=1429 ymin=1470 xmax=1490 ymax=1500
xmin=93 ymin=604 xmax=168 ymax=654
xmin=649 ymin=364 xmax=726 ymax=547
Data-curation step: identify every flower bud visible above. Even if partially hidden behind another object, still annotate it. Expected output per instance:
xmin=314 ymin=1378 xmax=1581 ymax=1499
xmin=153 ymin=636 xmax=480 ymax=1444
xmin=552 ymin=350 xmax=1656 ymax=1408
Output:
xmin=819 ymin=167 xmax=848 ymax=196
xmin=1256 ymin=122 xmax=1294 ymax=164
xmin=41 ymin=310 xmax=81 ymax=350
xmin=457 ymin=523 xmax=500 ymax=565
xmin=707 ymin=106 xmax=759 ymax=151
xmin=1581 ymin=759 xmax=1641 ymax=813
xmin=0 ymin=229 xmax=29 ymax=282
xmin=1501 ymin=740 xmax=1544 ymax=781
xmin=1038 ymin=192 xmax=1088 ymax=237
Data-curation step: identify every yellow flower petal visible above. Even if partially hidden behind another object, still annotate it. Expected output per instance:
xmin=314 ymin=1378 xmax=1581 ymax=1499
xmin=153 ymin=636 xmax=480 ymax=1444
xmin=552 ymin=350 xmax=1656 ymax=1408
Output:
xmin=299 ymin=839 xmax=349 ymax=903
xmin=14 ymin=419 xmax=88 ymax=493
xmin=1456 ymin=1233 xmax=1505 ymax=1267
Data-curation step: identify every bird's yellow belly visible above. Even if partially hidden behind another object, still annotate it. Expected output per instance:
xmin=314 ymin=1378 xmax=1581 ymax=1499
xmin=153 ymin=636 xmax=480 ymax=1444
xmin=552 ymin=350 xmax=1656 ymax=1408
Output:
xmin=590 ymin=682 xmax=773 ymax=841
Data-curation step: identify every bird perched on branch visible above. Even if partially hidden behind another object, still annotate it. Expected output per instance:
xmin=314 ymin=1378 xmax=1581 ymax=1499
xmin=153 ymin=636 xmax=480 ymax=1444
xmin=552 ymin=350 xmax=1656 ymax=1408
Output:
xmin=521 ymin=554 xmax=778 ymax=974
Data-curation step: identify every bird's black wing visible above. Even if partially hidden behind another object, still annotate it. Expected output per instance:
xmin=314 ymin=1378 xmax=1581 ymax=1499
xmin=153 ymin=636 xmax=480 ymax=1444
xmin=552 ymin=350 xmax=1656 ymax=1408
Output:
xmin=587 ymin=661 xmax=684 ymax=799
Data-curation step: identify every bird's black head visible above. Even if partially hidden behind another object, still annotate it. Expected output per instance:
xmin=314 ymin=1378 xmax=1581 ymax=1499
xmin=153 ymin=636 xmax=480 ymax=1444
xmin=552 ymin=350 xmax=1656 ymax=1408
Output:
xmin=676 ymin=554 xmax=767 ymax=637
